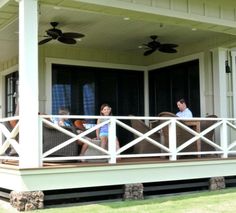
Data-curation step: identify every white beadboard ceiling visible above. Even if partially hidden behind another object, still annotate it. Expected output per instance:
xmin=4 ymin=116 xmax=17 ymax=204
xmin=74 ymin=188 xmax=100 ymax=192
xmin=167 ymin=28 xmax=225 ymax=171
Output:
xmin=0 ymin=0 xmax=236 ymax=62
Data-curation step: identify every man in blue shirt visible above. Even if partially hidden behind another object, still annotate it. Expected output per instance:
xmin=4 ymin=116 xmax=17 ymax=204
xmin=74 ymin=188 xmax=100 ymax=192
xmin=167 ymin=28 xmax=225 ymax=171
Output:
xmin=176 ymin=98 xmax=193 ymax=118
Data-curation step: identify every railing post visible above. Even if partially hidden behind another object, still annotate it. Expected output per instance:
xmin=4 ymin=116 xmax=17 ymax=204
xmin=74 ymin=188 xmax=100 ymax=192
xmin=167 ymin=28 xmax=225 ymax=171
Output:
xmin=38 ymin=117 xmax=43 ymax=166
xmin=0 ymin=121 xmax=2 ymax=163
xmin=220 ymin=119 xmax=228 ymax=158
xmin=108 ymin=117 xmax=116 ymax=164
xmin=0 ymin=122 xmax=2 ymax=148
xmin=169 ymin=119 xmax=177 ymax=161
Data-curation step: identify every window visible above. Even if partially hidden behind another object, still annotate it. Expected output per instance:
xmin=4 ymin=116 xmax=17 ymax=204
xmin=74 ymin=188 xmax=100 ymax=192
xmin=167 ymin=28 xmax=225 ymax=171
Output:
xmin=5 ymin=72 xmax=18 ymax=117
xmin=83 ymin=83 xmax=95 ymax=116
xmin=149 ymin=60 xmax=200 ymax=116
xmin=52 ymin=64 xmax=144 ymax=117
xmin=52 ymin=84 xmax=71 ymax=115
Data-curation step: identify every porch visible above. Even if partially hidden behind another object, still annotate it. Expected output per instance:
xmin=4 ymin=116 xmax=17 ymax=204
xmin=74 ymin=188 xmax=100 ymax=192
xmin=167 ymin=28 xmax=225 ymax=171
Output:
xmin=1 ymin=114 xmax=236 ymax=210
xmin=1 ymin=115 xmax=236 ymax=189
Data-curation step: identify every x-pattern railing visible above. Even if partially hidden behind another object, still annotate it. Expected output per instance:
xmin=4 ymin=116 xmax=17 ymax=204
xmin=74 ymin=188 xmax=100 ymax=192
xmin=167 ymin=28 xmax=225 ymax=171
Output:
xmin=0 ymin=116 xmax=19 ymax=161
xmin=1 ymin=115 xmax=236 ymax=165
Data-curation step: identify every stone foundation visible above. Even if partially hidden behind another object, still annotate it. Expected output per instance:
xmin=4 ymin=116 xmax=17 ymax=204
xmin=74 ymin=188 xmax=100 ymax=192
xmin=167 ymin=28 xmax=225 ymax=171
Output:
xmin=209 ymin=176 xmax=225 ymax=190
xmin=123 ymin=183 xmax=143 ymax=200
xmin=10 ymin=191 xmax=44 ymax=211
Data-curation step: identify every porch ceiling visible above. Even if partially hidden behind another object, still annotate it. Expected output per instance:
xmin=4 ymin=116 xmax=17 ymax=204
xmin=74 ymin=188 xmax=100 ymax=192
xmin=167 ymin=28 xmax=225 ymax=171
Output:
xmin=0 ymin=0 xmax=236 ymax=63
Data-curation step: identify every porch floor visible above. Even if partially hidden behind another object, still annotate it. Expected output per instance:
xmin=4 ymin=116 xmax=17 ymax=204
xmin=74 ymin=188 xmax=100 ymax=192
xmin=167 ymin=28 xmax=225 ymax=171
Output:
xmin=0 ymin=155 xmax=223 ymax=169
xmin=1 ymin=155 xmax=236 ymax=208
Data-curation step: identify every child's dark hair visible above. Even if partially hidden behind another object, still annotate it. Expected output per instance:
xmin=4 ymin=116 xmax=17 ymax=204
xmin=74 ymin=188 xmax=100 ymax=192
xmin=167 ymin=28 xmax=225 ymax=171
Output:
xmin=100 ymin=103 xmax=112 ymax=115
xmin=59 ymin=106 xmax=70 ymax=115
xmin=178 ymin=98 xmax=186 ymax=104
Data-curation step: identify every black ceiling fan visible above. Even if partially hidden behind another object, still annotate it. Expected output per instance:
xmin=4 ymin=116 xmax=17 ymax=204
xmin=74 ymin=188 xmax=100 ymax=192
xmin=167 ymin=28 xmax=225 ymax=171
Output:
xmin=38 ymin=22 xmax=85 ymax=45
xmin=143 ymin=35 xmax=178 ymax=56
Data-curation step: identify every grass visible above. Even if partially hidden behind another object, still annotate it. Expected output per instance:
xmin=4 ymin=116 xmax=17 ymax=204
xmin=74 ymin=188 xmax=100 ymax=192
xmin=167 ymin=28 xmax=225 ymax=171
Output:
xmin=2 ymin=188 xmax=236 ymax=213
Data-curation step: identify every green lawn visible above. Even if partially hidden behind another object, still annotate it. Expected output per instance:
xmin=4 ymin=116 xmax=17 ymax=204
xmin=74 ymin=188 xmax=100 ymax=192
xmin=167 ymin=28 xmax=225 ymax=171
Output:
xmin=2 ymin=188 xmax=236 ymax=213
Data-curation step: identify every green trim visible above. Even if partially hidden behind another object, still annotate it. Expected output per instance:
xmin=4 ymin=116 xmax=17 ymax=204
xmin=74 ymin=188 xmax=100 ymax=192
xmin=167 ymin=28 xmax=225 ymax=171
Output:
xmin=1 ymin=159 xmax=236 ymax=191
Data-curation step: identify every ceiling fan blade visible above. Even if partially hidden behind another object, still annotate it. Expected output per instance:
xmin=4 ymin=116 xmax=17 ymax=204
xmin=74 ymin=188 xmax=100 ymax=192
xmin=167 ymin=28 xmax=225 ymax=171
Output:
xmin=38 ymin=38 xmax=53 ymax=45
xmin=161 ymin=43 xmax=178 ymax=48
xmin=159 ymin=47 xmax=177 ymax=53
xmin=144 ymin=48 xmax=156 ymax=56
xmin=58 ymin=36 xmax=76 ymax=44
xmin=159 ymin=43 xmax=178 ymax=53
xmin=62 ymin=32 xmax=85 ymax=39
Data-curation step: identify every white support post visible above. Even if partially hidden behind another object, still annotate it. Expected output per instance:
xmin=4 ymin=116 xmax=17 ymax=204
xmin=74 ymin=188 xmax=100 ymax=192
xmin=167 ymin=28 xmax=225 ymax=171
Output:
xmin=220 ymin=119 xmax=228 ymax=158
xmin=108 ymin=117 xmax=116 ymax=164
xmin=144 ymin=68 xmax=149 ymax=125
xmin=211 ymin=48 xmax=228 ymax=117
xmin=231 ymin=51 xmax=236 ymax=118
xmin=169 ymin=119 xmax=177 ymax=161
xmin=18 ymin=0 xmax=41 ymax=168
xmin=38 ymin=116 xmax=43 ymax=163
xmin=0 ymin=127 xmax=2 ymax=163
xmin=0 ymin=126 xmax=2 ymax=152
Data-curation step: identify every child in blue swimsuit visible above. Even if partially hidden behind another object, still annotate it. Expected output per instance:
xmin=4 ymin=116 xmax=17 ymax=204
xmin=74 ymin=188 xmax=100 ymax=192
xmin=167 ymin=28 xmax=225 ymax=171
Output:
xmin=96 ymin=103 xmax=120 ymax=150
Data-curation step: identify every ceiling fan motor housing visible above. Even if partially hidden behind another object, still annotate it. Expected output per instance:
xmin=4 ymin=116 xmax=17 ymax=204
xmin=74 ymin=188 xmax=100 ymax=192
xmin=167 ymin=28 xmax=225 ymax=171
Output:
xmin=47 ymin=28 xmax=62 ymax=39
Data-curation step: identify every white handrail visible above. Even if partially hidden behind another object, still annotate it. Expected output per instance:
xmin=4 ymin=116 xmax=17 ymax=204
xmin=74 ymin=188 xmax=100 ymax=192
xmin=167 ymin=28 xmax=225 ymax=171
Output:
xmin=1 ymin=115 xmax=236 ymax=165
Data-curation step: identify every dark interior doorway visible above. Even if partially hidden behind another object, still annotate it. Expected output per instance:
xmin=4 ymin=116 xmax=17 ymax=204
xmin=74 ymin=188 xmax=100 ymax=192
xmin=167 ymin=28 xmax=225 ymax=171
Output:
xmin=149 ymin=60 xmax=200 ymax=117
xmin=52 ymin=64 xmax=144 ymax=116
xmin=52 ymin=64 xmax=145 ymax=149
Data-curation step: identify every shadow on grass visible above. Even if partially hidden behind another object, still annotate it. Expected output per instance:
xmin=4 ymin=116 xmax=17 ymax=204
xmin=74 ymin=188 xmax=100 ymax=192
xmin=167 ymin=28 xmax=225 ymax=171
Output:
xmin=99 ymin=188 xmax=236 ymax=210
xmin=34 ymin=188 xmax=236 ymax=213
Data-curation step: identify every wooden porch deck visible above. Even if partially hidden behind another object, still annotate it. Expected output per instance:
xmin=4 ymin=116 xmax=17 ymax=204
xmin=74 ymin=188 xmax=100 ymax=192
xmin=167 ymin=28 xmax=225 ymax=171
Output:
xmin=2 ymin=154 xmax=236 ymax=210
xmin=0 ymin=155 xmax=226 ymax=168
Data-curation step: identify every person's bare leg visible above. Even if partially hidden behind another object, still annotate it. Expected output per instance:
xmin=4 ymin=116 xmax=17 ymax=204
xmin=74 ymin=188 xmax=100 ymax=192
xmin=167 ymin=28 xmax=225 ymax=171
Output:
xmin=80 ymin=143 xmax=88 ymax=155
xmin=100 ymin=136 xmax=108 ymax=149
xmin=77 ymin=140 xmax=88 ymax=155
xmin=116 ymin=138 xmax=120 ymax=151
xmin=115 ymin=138 xmax=121 ymax=161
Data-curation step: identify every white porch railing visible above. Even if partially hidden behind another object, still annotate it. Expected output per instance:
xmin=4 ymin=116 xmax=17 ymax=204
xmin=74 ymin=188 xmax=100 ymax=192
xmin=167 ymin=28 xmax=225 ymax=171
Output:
xmin=1 ymin=115 xmax=236 ymax=166
xmin=0 ymin=116 xmax=19 ymax=162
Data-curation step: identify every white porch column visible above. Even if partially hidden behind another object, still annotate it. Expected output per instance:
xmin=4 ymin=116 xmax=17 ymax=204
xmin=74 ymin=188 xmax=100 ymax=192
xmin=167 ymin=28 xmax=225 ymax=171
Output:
xmin=144 ymin=68 xmax=149 ymax=117
xmin=211 ymin=48 xmax=227 ymax=117
xmin=231 ymin=50 xmax=236 ymax=118
xmin=19 ymin=0 xmax=41 ymax=168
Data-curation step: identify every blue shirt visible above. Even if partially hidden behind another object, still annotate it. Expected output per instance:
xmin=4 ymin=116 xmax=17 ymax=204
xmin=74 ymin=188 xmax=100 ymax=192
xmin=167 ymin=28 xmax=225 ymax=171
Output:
xmin=176 ymin=108 xmax=193 ymax=118
xmin=98 ymin=118 xmax=109 ymax=137
xmin=52 ymin=117 xmax=72 ymax=126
